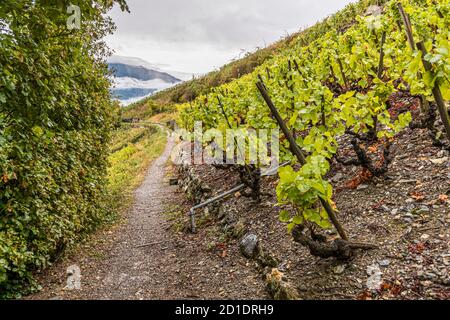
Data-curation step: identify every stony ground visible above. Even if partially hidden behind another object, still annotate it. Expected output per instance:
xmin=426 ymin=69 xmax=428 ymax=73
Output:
xmin=172 ymin=123 xmax=449 ymax=300
xmin=27 ymin=136 xmax=266 ymax=300
xmin=27 ymin=107 xmax=449 ymax=300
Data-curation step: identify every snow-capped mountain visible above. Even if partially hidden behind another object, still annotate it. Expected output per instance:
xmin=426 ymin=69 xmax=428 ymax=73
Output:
xmin=108 ymin=56 xmax=195 ymax=105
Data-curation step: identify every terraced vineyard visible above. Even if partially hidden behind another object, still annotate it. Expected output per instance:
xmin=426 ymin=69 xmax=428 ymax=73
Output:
xmin=2 ymin=0 xmax=449 ymax=303
xmin=178 ymin=0 xmax=449 ymax=252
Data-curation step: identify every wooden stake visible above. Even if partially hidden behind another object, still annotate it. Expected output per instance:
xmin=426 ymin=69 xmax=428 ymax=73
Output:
xmin=397 ymin=3 xmax=415 ymax=50
xmin=397 ymin=2 xmax=429 ymax=113
xmin=416 ymin=41 xmax=450 ymax=143
xmin=377 ymin=31 xmax=387 ymax=79
xmin=287 ymin=60 xmax=295 ymax=109
xmin=335 ymin=52 xmax=348 ymax=89
xmin=256 ymin=81 xmax=349 ymax=241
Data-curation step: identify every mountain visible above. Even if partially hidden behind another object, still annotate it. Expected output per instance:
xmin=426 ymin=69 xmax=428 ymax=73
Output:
xmin=108 ymin=56 xmax=194 ymax=105
xmin=108 ymin=63 xmax=180 ymax=83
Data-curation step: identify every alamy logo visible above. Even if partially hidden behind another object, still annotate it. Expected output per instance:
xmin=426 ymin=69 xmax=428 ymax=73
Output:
xmin=65 ymin=265 xmax=81 ymax=290
xmin=66 ymin=4 xmax=81 ymax=30
xmin=366 ymin=263 xmax=382 ymax=290
xmin=171 ymin=122 xmax=280 ymax=170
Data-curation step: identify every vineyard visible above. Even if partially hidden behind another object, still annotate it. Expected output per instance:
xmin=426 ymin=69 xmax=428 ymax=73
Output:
xmin=1 ymin=0 xmax=449 ymax=302
xmin=177 ymin=0 xmax=449 ymax=258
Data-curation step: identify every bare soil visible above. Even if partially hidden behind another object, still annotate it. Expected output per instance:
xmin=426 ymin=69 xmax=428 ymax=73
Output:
xmin=27 ymin=136 xmax=266 ymax=300
xmin=174 ymin=123 xmax=449 ymax=300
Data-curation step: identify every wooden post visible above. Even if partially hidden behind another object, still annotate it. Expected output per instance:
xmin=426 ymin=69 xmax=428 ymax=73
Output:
xmin=397 ymin=3 xmax=415 ymax=50
xmin=397 ymin=2 xmax=429 ymax=113
xmin=377 ymin=31 xmax=387 ymax=79
xmin=217 ymin=96 xmax=255 ymax=176
xmin=416 ymin=42 xmax=450 ymax=143
xmin=217 ymin=96 xmax=233 ymax=129
xmin=287 ymin=60 xmax=295 ymax=109
xmin=266 ymin=67 xmax=271 ymax=80
xmin=256 ymin=81 xmax=349 ymax=241
xmin=335 ymin=51 xmax=348 ymax=89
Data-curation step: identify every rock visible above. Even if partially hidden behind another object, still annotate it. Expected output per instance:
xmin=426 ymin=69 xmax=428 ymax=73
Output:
xmin=333 ymin=265 xmax=346 ymax=274
xmin=332 ymin=172 xmax=344 ymax=182
xmin=365 ymin=5 xmax=383 ymax=16
xmin=232 ymin=220 xmax=246 ymax=239
xmin=420 ymin=280 xmax=432 ymax=287
xmin=265 ymin=268 xmax=300 ymax=300
xmin=391 ymin=208 xmax=398 ymax=215
xmin=379 ymin=259 xmax=390 ymax=267
xmin=420 ymin=234 xmax=430 ymax=240
xmin=442 ymin=255 xmax=450 ymax=266
xmin=239 ymin=233 xmax=260 ymax=259
xmin=430 ymin=157 xmax=448 ymax=165
xmin=403 ymin=213 xmax=415 ymax=223
xmin=357 ymin=184 xmax=369 ymax=190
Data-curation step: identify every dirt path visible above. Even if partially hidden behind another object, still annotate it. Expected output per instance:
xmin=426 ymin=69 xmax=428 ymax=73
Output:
xmin=30 ymin=136 xmax=266 ymax=300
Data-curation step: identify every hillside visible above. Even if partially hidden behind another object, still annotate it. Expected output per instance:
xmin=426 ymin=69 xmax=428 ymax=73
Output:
xmin=3 ymin=0 xmax=449 ymax=304
xmin=163 ymin=0 xmax=449 ymax=299
xmin=122 ymin=0 xmax=391 ymax=119
xmin=108 ymin=56 xmax=187 ymax=104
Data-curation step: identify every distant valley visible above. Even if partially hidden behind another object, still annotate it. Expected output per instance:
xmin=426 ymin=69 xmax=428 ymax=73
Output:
xmin=108 ymin=56 xmax=194 ymax=105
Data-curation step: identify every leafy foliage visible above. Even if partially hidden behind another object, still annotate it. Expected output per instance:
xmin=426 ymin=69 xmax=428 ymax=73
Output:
xmin=178 ymin=0 xmax=449 ymax=233
xmin=0 ymin=0 xmax=128 ymax=297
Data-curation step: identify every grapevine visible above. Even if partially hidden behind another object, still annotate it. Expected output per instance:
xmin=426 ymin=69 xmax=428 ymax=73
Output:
xmin=178 ymin=0 xmax=449 ymax=254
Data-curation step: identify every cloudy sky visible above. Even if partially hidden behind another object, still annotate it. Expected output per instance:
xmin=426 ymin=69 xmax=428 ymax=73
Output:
xmin=106 ymin=0 xmax=358 ymax=74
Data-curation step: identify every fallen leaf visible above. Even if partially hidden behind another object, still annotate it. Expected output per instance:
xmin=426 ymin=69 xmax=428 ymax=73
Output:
xmin=408 ymin=242 xmax=428 ymax=254
xmin=357 ymin=290 xmax=373 ymax=300
xmin=344 ymin=168 xmax=373 ymax=189
xmin=438 ymin=194 xmax=448 ymax=204
xmin=410 ymin=191 xmax=425 ymax=201
xmin=368 ymin=145 xmax=378 ymax=153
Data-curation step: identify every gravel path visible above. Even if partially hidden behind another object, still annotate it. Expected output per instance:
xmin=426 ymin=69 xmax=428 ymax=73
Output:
xmin=29 ymin=135 xmax=265 ymax=300
xmin=87 ymin=134 xmax=178 ymax=299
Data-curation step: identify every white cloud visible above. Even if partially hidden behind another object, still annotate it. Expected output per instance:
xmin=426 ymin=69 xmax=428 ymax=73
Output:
xmin=106 ymin=0 xmax=358 ymax=73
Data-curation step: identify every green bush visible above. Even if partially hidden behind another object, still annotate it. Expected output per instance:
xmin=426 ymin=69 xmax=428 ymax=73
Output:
xmin=0 ymin=0 xmax=128 ymax=298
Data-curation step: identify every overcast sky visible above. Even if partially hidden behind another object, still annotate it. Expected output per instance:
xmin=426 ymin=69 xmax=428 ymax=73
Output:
xmin=106 ymin=0 xmax=358 ymax=74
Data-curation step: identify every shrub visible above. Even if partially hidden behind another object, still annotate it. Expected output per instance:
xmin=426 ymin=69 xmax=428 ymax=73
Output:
xmin=0 ymin=0 xmax=128 ymax=298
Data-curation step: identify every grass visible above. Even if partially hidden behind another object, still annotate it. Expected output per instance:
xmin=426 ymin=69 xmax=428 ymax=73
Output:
xmin=163 ymin=204 xmax=186 ymax=233
xmin=149 ymin=111 xmax=179 ymax=124
xmin=29 ymin=123 xmax=168 ymax=285
xmin=107 ymin=124 xmax=167 ymax=215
